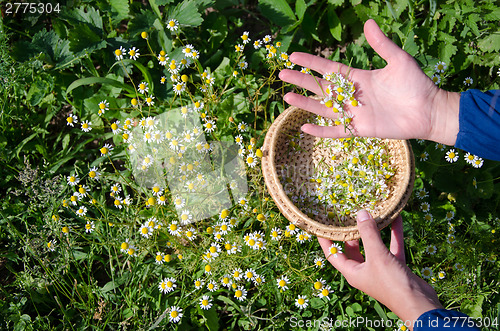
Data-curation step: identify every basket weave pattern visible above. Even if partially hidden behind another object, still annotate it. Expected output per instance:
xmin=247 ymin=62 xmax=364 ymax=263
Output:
xmin=262 ymin=105 xmax=415 ymax=241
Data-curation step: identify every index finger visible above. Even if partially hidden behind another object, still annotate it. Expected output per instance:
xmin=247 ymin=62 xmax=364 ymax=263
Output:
xmin=290 ymin=52 xmax=352 ymax=77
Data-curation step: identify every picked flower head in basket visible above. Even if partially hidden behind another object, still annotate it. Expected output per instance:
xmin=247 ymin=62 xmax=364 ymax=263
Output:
xmin=262 ymin=70 xmax=414 ymax=241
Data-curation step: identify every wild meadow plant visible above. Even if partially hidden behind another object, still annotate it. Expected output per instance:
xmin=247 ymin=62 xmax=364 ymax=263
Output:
xmin=2 ymin=1 xmax=500 ymax=330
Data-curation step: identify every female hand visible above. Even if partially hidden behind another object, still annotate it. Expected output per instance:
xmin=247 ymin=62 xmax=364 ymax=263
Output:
xmin=279 ymin=19 xmax=460 ymax=146
xmin=318 ymin=210 xmax=443 ymax=329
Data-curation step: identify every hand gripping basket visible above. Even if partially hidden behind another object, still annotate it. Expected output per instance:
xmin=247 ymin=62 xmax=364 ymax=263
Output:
xmin=261 ymin=104 xmax=415 ymax=241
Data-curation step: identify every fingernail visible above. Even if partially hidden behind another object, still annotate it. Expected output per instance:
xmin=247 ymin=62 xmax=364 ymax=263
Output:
xmin=357 ymin=210 xmax=372 ymax=223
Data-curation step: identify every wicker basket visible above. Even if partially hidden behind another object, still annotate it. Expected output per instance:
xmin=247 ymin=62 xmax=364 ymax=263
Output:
xmin=262 ymin=105 xmax=415 ymax=241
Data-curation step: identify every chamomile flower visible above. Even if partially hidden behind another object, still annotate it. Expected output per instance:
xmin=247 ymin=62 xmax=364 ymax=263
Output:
xmin=100 ymin=143 xmax=113 ymax=157
xmin=114 ymin=46 xmax=126 ymax=60
xmin=166 ymin=19 xmax=179 ymax=32
xmin=162 ymin=277 xmax=177 ymax=293
xmin=110 ymin=121 xmax=121 ymax=135
xmin=237 ymin=122 xmax=248 ymax=132
xmin=110 ymin=183 xmax=121 ymax=194
xmin=234 ymin=44 xmax=244 ymax=53
xmin=327 ymin=243 xmax=342 ymax=258
xmin=425 ymin=245 xmax=437 ymax=255
xmin=244 ymin=268 xmax=256 ymax=281
xmin=221 ymin=275 xmax=232 ymax=288
xmin=317 ymin=285 xmax=332 ymax=299
xmin=167 ymin=306 xmax=182 ymax=323
xmin=234 ymin=286 xmax=247 ymax=301
xmin=314 ymin=257 xmax=325 ymax=269
xmin=416 ymin=188 xmax=428 ymax=199
xmin=204 ymin=119 xmax=216 ymax=133
xmin=184 ymin=227 xmax=197 ymax=241
xmin=76 ymin=206 xmax=87 ymax=217
xmin=145 ymin=95 xmax=155 ymax=106
xmin=240 ymin=31 xmax=251 ymax=44
xmin=301 ymin=67 xmax=311 ymax=74
xmin=263 ymin=35 xmax=272 ymax=44
xmin=139 ymin=224 xmax=153 ymax=238
xmin=128 ymin=47 xmax=140 ymax=60
xmin=454 ymin=262 xmax=465 ymax=271
xmin=232 ymin=268 xmax=243 ymax=281
xmin=168 ymin=221 xmax=180 ymax=236
xmin=120 ymin=239 xmax=131 ymax=253
xmin=246 ymin=153 xmax=257 ymax=168
xmin=206 ymin=280 xmax=218 ymax=292
xmin=47 ymin=239 xmax=56 ymax=252
xmin=431 ymin=74 xmax=441 ymax=85
xmin=81 ymin=120 xmax=92 ymax=132
xmin=435 ymin=61 xmax=447 ymax=73
xmin=270 ymin=227 xmax=281 ymax=241
xmin=137 ymin=82 xmax=149 ymax=95
xmin=173 ymin=196 xmax=185 ymax=209
xmin=67 ymin=174 xmax=80 ymax=186
xmin=437 ymin=270 xmax=446 ymax=279
xmin=193 ymin=100 xmax=204 ymax=111
xmin=445 ymin=210 xmax=455 ymax=221
xmin=66 ymin=113 xmax=78 ymax=127
xmin=463 ymin=77 xmax=473 ymax=86
xmin=154 ymin=252 xmax=164 ymax=265
xmin=419 ymin=151 xmax=429 ymax=161
xmin=295 ymin=295 xmax=309 ymax=309
xmin=421 ymin=267 xmax=433 ymax=279
xmin=276 ymin=275 xmax=289 ymax=291
xmin=194 ymin=278 xmax=204 ymax=289
xmin=445 ymin=149 xmax=459 ymax=163
xmin=199 ymin=295 xmax=213 ymax=310
xmin=238 ymin=60 xmax=248 ymax=70
xmin=85 ymin=221 xmax=95 ymax=233
xmin=179 ymin=209 xmax=193 ymax=225
xmin=472 ymin=156 xmax=484 ymax=168
xmin=253 ymin=39 xmax=262 ymax=49
xmin=173 ymin=82 xmax=186 ymax=95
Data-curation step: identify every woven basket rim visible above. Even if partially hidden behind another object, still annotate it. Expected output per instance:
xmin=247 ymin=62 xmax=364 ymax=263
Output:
xmin=262 ymin=105 xmax=415 ymax=241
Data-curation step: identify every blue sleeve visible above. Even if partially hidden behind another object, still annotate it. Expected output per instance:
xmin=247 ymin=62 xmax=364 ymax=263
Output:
xmin=414 ymin=309 xmax=481 ymax=330
xmin=455 ymin=89 xmax=500 ymax=161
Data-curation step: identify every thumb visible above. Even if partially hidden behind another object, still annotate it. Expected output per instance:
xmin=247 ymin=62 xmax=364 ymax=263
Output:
xmin=364 ymin=19 xmax=408 ymax=65
xmin=357 ymin=209 xmax=387 ymax=261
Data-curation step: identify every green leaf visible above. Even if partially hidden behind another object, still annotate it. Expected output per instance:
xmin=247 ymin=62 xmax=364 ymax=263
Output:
xmin=27 ymin=80 xmax=50 ymax=107
xmin=310 ymin=297 xmax=325 ymax=309
xmin=202 ymin=306 xmax=219 ymax=331
xmin=258 ymin=0 xmax=296 ymax=28
xmin=67 ymin=77 xmax=135 ymax=95
xmin=403 ymin=30 xmax=419 ymax=57
xmin=168 ymin=0 xmax=204 ymax=27
xmin=328 ymin=0 xmax=344 ymax=5
xmin=373 ymin=301 xmax=388 ymax=321
xmin=477 ymin=34 xmax=500 ymax=53
xmin=437 ymin=32 xmax=457 ymax=64
xmin=12 ymin=29 xmax=76 ymax=69
xmin=109 ymin=0 xmax=130 ymax=22
xmin=328 ymin=7 xmax=342 ymax=41
xmin=461 ymin=295 xmax=484 ymax=318
xmin=68 ymin=23 xmax=107 ymax=53
xmin=128 ymin=10 xmax=158 ymax=37
xmin=110 ymin=59 xmax=154 ymax=92
xmin=217 ymin=295 xmax=242 ymax=314
xmin=59 ymin=6 xmax=104 ymax=30
xmin=295 ymin=0 xmax=307 ymax=21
